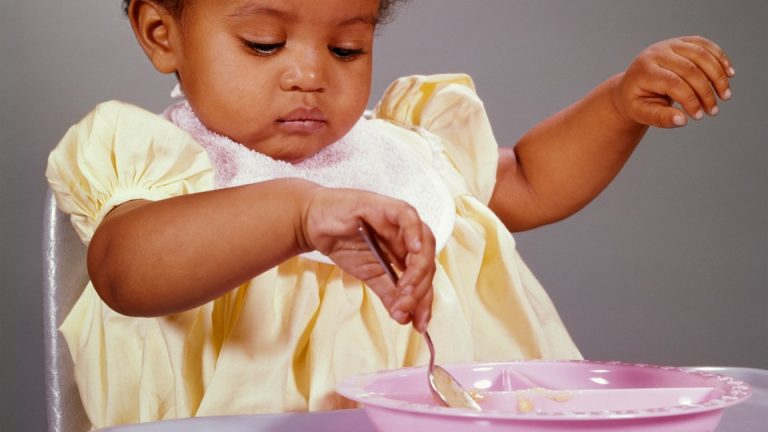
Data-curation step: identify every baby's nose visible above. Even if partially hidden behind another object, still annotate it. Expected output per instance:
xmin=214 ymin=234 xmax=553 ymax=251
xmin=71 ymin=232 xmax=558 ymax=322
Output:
xmin=280 ymin=54 xmax=325 ymax=93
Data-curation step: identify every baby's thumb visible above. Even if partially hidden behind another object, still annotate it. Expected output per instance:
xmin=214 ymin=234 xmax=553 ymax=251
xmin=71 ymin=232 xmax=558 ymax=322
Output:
xmin=637 ymin=103 xmax=688 ymax=129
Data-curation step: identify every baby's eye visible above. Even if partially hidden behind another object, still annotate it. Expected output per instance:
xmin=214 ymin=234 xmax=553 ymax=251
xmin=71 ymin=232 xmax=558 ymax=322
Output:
xmin=329 ymin=46 xmax=366 ymax=61
xmin=243 ymin=41 xmax=285 ymax=56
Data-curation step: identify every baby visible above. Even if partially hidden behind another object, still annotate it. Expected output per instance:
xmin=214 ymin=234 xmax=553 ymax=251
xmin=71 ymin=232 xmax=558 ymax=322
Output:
xmin=46 ymin=0 xmax=734 ymax=427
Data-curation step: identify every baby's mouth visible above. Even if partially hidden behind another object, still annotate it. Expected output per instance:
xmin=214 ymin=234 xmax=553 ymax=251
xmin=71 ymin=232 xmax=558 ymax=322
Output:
xmin=277 ymin=107 xmax=327 ymax=133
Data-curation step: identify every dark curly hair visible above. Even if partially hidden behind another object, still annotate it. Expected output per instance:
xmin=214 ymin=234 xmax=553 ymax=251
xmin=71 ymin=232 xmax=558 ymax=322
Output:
xmin=121 ymin=0 xmax=408 ymax=23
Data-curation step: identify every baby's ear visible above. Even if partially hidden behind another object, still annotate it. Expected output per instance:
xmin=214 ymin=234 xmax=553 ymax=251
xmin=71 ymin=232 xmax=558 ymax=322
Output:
xmin=127 ymin=0 xmax=180 ymax=74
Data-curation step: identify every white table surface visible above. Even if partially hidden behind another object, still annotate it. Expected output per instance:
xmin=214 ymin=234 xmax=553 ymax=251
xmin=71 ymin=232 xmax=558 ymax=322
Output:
xmin=97 ymin=367 xmax=767 ymax=432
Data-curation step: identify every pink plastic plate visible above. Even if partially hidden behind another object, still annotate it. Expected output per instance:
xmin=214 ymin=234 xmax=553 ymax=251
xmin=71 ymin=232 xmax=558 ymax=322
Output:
xmin=337 ymin=360 xmax=751 ymax=432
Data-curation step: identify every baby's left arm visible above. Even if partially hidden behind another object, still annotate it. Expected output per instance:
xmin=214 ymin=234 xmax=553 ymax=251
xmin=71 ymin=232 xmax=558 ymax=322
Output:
xmin=489 ymin=36 xmax=734 ymax=231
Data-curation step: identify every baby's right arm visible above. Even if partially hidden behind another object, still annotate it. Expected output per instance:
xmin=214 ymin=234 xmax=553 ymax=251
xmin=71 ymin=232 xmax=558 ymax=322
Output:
xmin=88 ymin=178 xmax=434 ymax=332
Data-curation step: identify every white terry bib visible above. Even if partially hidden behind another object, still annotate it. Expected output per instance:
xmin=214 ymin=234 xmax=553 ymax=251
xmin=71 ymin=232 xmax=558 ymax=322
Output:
xmin=165 ymin=101 xmax=455 ymax=264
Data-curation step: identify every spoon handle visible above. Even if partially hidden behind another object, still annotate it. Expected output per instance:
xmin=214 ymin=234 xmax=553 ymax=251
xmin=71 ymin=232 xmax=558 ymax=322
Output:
xmin=357 ymin=220 xmax=400 ymax=285
xmin=357 ymin=220 xmax=435 ymax=359
xmin=423 ymin=328 xmax=437 ymax=370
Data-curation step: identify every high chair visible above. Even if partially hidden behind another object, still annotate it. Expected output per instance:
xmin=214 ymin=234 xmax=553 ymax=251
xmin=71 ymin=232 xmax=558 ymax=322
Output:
xmin=43 ymin=188 xmax=92 ymax=432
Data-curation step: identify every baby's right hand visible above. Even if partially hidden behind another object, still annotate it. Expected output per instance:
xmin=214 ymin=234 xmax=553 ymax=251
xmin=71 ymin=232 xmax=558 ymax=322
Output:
xmin=300 ymin=187 xmax=435 ymax=332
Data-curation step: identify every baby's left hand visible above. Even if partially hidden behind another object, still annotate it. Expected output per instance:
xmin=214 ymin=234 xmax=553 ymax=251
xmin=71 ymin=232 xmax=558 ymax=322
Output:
xmin=613 ymin=36 xmax=735 ymax=128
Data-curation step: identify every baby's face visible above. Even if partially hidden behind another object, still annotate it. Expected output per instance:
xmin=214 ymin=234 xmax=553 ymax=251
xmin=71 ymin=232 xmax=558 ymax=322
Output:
xmin=172 ymin=0 xmax=378 ymax=162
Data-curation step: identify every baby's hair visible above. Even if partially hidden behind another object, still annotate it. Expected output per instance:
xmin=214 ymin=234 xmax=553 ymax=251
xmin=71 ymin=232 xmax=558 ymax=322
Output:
xmin=121 ymin=0 xmax=409 ymax=23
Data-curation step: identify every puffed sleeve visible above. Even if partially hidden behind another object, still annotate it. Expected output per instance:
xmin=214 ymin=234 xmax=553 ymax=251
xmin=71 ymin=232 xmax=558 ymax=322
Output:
xmin=46 ymin=100 xmax=214 ymax=244
xmin=373 ymin=74 xmax=499 ymax=204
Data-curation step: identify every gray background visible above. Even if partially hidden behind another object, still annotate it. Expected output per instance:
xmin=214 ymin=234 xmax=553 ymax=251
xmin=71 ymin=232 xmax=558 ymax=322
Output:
xmin=2 ymin=0 xmax=766 ymax=430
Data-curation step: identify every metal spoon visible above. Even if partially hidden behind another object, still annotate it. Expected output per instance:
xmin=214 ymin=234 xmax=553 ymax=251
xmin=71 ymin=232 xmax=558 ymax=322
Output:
xmin=357 ymin=220 xmax=482 ymax=411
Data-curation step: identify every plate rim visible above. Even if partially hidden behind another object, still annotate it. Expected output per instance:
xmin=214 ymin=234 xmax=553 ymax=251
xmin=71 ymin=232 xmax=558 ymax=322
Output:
xmin=336 ymin=359 xmax=752 ymax=421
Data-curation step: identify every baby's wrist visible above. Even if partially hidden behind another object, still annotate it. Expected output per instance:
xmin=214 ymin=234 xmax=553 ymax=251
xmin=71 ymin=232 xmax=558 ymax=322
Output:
xmin=607 ymin=73 xmax=645 ymax=130
xmin=295 ymin=181 xmax=325 ymax=254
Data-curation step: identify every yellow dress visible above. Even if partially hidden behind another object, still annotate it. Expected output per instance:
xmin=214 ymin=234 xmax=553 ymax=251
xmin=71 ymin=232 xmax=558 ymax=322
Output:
xmin=46 ymin=74 xmax=580 ymax=428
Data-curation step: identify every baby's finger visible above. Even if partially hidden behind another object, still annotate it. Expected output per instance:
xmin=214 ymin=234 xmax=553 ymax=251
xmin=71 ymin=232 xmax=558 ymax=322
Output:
xmin=372 ymin=272 xmax=399 ymax=305
xmin=389 ymin=295 xmax=416 ymax=325
xmin=646 ymin=67 xmax=705 ymax=121
xmin=395 ymin=231 xmax=435 ymax=331
xmin=657 ymin=54 xmax=719 ymax=117
xmin=361 ymin=212 xmax=411 ymax=267
xmin=396 ymin=224 xmax=435 ymax=292
xmin=680 ymin=36 xmax=736 ymax=77
xmin=390 ymin=292 xmax=431 ymax=331
xmin=397 ymin=264 xmax=433 ymax=307
xmin=385 ymin=204 xmax=425 ymax=253
xmin=398 ymin=256 xmax=434 ymax=305
xmin=633 ymin=98 xmax=689 ymax=129
xmin=671 ymin=41 xmax=732 ymax=103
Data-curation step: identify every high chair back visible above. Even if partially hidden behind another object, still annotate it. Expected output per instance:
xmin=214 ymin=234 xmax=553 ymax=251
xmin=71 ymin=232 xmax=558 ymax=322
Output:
xmin=43 ymin=188 xmax=91 ymax=432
